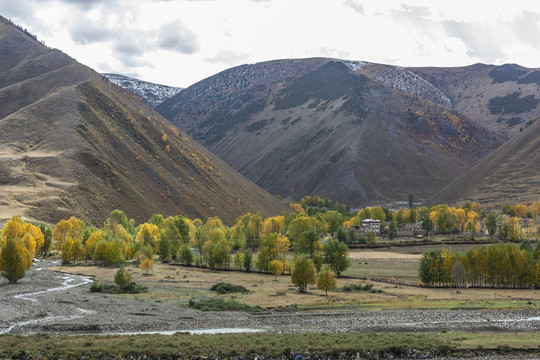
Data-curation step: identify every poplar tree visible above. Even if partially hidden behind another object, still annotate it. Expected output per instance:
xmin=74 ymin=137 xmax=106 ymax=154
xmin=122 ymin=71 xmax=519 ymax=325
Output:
xmin=0 ymin=238 xmax=31 ymax=283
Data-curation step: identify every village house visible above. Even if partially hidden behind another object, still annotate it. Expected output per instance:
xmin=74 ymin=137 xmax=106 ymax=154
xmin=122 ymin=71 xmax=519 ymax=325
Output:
xmin=396 ymin=222 xmax=426 ymax=237
xmin=353 ymin=218 xmax=381 ymax=236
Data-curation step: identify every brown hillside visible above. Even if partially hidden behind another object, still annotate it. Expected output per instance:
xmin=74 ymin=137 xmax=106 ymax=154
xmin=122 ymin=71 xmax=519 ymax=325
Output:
xmin=157 ymin=59 xmax=501 ymax=206
xmin=427 ymin=117 xmax=540 ymax=208
xmin=0 ymin=16 xmax=287 ymax=225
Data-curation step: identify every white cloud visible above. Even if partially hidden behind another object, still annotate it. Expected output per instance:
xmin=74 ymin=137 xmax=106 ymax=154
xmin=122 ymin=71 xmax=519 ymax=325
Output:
xmin=158 ymin=20 xmax=199 ymax=54
xmin=3 ymin=0 xmax=540 ymax=87
xmin=206 ymin=50 xmax=249 ymax=65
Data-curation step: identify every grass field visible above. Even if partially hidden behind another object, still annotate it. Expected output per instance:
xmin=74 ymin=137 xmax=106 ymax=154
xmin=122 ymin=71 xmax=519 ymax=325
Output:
xmin=1 ymin=331 xmax=539 ymax=358
xmin=52 ymin=243 xmax=540 ymax=310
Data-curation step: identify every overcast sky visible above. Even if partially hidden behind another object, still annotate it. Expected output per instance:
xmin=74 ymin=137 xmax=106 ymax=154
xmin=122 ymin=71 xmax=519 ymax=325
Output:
xmin=2 ymin=0 xmax=540 ymax=88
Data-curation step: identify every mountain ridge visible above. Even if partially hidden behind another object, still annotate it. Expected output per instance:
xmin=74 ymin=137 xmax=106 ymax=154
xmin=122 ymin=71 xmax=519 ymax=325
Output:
xmin=157 ymin=58 xmax=503 ymax=207
xmin=0 ymin=15 xmax=287 ymax=225
xmin=103 ymin=73 xmax=182 ymax=107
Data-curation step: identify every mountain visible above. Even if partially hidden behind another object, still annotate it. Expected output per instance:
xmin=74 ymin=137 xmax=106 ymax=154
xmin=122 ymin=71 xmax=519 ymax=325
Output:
xmin=409 ymin=63 xmax=540 ymax=139
xmin=0 ymin=16 xmax=287 ymax=226
xmin=428 ymin=116 xmax=540 ymax=208
xmin=156 ymin=58 xmax=502 ymax=207
xmin=102 ymin=73 xmax=182 ymax=107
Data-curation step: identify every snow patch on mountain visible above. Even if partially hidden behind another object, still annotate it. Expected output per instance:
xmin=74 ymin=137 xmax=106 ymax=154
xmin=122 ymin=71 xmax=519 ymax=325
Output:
xmin=103 ymin=73 xmax=182 ymax=108
xmin=375 ymin=67 xmax=452 ymax=108
xmin=340 ymin=60 xmax=368 ymax=72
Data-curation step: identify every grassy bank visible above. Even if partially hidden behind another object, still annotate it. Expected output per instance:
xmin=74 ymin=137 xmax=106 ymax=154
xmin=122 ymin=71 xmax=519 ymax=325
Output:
xmin=1 ymin=332 xmax=539 ymax=358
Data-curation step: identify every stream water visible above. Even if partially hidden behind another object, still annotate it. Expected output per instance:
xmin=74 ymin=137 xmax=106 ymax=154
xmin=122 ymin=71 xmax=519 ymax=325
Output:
xmin=1 ymin=269 xmax=94 ymax=335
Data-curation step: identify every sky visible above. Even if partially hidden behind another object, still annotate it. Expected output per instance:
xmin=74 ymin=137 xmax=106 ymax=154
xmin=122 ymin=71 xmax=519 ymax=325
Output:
xmin=2 ymin=0 xmax=540 ymax=88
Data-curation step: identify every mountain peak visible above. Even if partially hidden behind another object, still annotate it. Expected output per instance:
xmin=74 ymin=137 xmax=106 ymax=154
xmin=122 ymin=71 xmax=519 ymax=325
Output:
xmin=103 ymin=73 xmax=182 ymax=108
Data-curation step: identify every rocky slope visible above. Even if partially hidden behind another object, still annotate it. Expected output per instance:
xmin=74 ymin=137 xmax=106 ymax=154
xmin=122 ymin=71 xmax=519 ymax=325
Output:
xmin=103 ymin=73 xmax=182 ymax=107
xmin=0 ymin=16 xmax=287 ymax=225
xmin=410 ymin=63 xmax=540 ymax=139
xmin=157 ymin=58 xmax=502 ymax=206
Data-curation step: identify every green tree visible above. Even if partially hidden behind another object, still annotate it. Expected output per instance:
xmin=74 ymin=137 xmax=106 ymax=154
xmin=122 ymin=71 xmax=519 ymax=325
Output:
xmin=234 ymin=251 xmax=244 ymax=269
xmin=317 ymin=266 xmax=337 ymax=296
xmin=366 ymin=231 xmax=376 ymax=244
xmin=148 ymin=214 xmax=165 ymax=227
xmin=370 ymin=207 xmax=386 ymax=222
xmin=158 ymin=231 xmax=173 ymax=262
xmin=422 ymin=218 xmax=434 ymax=240
xmin=294 ymin=230 xmax=320 ymax=258
xmin=179 ymin=243 xmax=193 ymax=266
xmin=336 ymin=228 xmax=347 ymax=242
xmin=322 ymin=238 xmax=350 ymax=277
xmin=419 ymin=249 xmax=444 ymax=287
xmin=106 ymin=210 xmax=136 ymax=236
xmin=243 ymin=249 xmax=253 ymax=272
xmin=36 ymin=222 xmax=53 ymax=256
xmin=323 ymin=211 xmax=343 ymax=234
xmin=256 ymin=233 xmax=279 ymax=273
xmin=484 ymin=213 xmax=497 ymax=239
xmin=388 ymin=221 xmax=397 ymax=239
xmin=291 ymin=255 xmax=316 ymax=292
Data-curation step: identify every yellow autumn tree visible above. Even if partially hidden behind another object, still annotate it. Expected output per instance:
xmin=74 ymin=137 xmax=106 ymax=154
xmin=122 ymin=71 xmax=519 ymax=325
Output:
xmin=263 ymin=215 xmax=285 ymax=235
xmin=464 ymin=211 xmax=481 ymax=238
xmin=1 ymin=216 xmax=45 ymax=258
xmin=268 ymin=259 xmax=284 ymax=280
xmin=453 ymin=208 xmax=467 ymax=232
xmin=135 ymin=223 xmax=160 ymax=252
xmin=140 ymin=256 xmax=154 ymax=275
xmin=0 ymin=238 xmax=32 ymax=283
xmin=507 ymin=217 xmax=523 ymax=241
xmin=289 ymin=203 xmax=304 ymax=213
xmin=85 ymin=231 xmax=104 ymax=258
xmin=53 ymin=217 xmax=84 ymax=250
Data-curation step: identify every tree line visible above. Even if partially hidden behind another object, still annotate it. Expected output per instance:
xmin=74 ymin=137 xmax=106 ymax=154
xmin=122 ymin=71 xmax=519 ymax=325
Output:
xmin=1 ymin=199 xmax=538 ymax=286
xmin=419 ymin=241 xmax=540 ymax=288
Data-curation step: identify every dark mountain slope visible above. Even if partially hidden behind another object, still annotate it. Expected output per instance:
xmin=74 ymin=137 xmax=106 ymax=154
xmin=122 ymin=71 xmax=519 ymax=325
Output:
xmin=0 ymin=16 xmax=287 ymax=225
xmin=428 ymin=116 xmax=540 ymax=208
xmin=158 ymin=58 xmax=501 ymax=206
xmin=409 ymin=63 xmax=540 ymax=139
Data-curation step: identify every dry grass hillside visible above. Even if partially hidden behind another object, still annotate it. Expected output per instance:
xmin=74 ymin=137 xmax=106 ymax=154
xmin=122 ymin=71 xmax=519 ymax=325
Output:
xmin=158 ymin=59 xmax=501 ymax=206
xmin=0 ymin=16 xmax=287 ymax=226
xmin=428 ymin=116 xmax=540 ymax=208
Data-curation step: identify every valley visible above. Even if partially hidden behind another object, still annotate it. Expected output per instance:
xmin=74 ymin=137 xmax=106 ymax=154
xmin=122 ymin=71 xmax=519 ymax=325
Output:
xmin=1 ymin=9 xmax=540 ymax=360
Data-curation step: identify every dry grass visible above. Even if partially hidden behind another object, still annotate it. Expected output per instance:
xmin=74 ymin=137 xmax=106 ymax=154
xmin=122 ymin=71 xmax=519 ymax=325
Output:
xmin=53 ymin=246 xmax=540 ymax=310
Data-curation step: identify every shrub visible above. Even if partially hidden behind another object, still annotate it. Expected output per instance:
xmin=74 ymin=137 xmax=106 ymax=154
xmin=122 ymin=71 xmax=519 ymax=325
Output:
xmin=188 ymin=297 xmax=262 ymax=312
xmin=114 ymin=267 xmax=132 ymax=287
xmin=89 ymin=279 xmax=103 ymax=292
xmin=210 ymin=282 xmax=250 ymax=294
xmin=333 ymin=284 xmax=383 ymax=293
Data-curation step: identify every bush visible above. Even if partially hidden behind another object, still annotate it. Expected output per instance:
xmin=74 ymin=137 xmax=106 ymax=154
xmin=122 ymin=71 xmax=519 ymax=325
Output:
xmin=114 ymin=267 xmax=132 ymax=287
xmin=188 ymin=297 xmax=262 ymax=312
xmin=89 ymin=279 xmax=103 ymax=292
xmin=210 ymin=282 xmax=250 ymax=294
xmin=90 ymin=278 xmax=147 ymax=294
xmin=333 ymin=284 xmax=383 ymax=293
